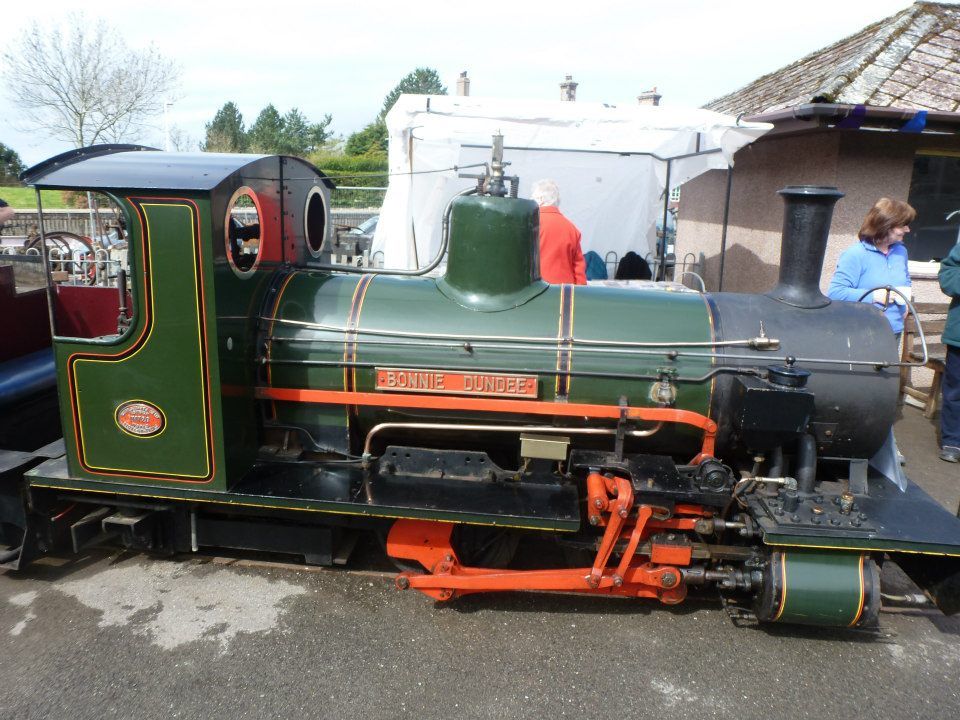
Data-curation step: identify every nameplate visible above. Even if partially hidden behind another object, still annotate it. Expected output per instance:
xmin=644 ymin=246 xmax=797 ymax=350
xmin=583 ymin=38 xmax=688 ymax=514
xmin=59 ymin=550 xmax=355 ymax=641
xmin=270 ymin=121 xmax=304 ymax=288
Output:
xmin=375 ymin=368 xmax=538 ymax=399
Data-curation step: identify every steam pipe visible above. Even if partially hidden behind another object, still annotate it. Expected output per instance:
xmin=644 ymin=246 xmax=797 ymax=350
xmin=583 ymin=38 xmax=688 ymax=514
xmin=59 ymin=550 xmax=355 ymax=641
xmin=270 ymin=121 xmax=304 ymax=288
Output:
xmin=362 ymin=421 xmax=663 ymax=460
xmin=768 ymin=445 xmax=784 ymax=478
xmin=314 ymin=186 xmax=477 ymax=276
xmin=795 ymin=434 xmax=818 ymax=495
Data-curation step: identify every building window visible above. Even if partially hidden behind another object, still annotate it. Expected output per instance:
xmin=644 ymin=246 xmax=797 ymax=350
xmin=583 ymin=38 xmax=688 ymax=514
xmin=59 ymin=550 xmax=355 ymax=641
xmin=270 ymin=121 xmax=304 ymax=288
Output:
xmin=905 ymin=153 xmax=960 ymax=263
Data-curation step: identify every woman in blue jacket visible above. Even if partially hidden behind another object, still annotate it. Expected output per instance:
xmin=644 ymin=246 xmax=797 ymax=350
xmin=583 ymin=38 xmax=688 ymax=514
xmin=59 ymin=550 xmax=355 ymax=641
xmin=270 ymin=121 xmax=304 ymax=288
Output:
xmin=828 ymin=198 xmax=916 ymax=336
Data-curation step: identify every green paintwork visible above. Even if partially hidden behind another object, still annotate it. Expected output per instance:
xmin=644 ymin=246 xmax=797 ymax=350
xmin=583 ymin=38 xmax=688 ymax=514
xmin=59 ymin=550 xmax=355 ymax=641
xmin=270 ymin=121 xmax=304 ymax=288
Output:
xmin=436 ymin=195 xmax=548 ymax=311
xmin=55 ymin=196 xmax=230 ymax=490
xmin=775 ymin=550 xmax=866 ymax=626
xmin=209 ymin=171 xmax=288 ymax=487
xmin=268 ymin=270 xmax=715 ymax=454
xmin=42 ymin=182 xmax=716 ymax=496
xmin=42 ymin=178 xmax=713 ymax=529
xmin=51 ymin=168 xmax=295 ymax=492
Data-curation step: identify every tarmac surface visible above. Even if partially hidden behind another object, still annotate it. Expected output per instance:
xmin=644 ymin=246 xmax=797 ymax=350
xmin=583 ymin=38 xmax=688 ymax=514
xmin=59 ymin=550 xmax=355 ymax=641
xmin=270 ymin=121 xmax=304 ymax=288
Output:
xmin=1 ymin=407 xmax=959 ymax=720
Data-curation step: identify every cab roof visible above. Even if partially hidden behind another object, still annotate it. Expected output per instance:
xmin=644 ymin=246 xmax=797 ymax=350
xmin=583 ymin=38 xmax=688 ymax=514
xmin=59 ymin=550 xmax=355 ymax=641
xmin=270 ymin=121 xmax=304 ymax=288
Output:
xmin=20 ymin=145 xmax=332 ymax=191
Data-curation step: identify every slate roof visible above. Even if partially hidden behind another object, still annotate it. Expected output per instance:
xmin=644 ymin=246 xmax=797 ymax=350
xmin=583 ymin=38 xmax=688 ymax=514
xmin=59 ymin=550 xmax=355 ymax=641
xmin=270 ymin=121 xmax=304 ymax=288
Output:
xmin=706 ymin=2 xmax=960 ymax=115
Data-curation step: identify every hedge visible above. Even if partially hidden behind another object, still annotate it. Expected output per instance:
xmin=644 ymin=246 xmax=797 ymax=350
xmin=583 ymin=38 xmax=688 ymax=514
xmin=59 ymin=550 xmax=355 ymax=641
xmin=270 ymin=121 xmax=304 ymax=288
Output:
xmin=310 ymin=152 xmax=389 ymax=208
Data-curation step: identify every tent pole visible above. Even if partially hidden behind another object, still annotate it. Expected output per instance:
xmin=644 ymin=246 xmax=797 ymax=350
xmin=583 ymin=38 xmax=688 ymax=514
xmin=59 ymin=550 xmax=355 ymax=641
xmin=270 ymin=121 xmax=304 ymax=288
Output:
xmin=659 ymin=160 xmax=671 ymax=281
xmin=717 ymin=165 xmax=734 ymax=291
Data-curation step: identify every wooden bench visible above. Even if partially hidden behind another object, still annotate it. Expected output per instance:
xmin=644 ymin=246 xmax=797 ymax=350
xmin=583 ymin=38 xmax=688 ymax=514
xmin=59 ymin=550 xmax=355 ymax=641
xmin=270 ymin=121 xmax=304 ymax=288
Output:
xmin=900 ymin=302 xmax=950 ymax=418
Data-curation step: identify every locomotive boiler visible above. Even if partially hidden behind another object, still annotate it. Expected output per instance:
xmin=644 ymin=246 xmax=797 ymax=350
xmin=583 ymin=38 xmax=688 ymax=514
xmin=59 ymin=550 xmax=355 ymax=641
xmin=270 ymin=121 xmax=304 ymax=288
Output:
xmin=2 ymin=142 xmax=959 ymax=630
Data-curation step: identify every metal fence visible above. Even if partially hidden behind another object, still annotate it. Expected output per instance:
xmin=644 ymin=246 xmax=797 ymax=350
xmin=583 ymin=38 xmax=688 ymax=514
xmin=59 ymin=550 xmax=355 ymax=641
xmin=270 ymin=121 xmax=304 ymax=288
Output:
xmin=1 ymin=209 xmax=117 ymax=238
xmin=600 ymin=250 xmax=705 ymax=289
xmin=2 ymin=202 xmax=386 ymax=242
xmin=330 ymin=186 xmax=385 ymax=229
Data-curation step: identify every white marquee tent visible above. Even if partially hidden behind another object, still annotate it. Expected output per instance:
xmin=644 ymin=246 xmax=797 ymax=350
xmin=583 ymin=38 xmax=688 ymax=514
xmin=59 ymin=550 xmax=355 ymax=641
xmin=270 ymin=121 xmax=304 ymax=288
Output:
xmin=372 ymin=95 xmax=771 ymax=272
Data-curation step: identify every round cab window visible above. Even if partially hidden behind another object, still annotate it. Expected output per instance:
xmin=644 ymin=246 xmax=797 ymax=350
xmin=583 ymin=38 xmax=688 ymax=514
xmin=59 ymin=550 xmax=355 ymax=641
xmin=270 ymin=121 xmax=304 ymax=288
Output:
xmin=225 ymin=187 xmax=262 ymax=276
xmin=305 ymin=186 xmax=328 ymax=257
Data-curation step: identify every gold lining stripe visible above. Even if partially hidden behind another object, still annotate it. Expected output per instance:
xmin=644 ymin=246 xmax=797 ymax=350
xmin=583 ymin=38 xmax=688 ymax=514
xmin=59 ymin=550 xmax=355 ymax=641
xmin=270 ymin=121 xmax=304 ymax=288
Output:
xmin=343 ymin=274 xmax=377 ymax=426
xmin=71 ymin=200 xmax=213 ymax=480
xmin=266 ymin=271 xmax=299 ymax=418
xmin=701 ymin=293 xmax=718 ymax=421
xmin=555 ymin=284 xmax=574 ymax=399
xmin=773 ymin=552 xmax=788 ymax=621
xmin=849 ymin=554 xmax=866 ymax=627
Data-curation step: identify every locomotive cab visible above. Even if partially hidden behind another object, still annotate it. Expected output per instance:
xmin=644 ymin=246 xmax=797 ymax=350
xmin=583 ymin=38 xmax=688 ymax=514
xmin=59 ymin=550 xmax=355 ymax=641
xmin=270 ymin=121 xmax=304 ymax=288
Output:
xmin=11 ymin=147 xmax=335 ymax=492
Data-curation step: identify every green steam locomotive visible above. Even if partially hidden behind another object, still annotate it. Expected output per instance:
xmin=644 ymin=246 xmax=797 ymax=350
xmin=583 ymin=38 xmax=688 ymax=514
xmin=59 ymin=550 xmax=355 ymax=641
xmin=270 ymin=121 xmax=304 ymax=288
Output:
xmin=1 ymin=142 xmax=958 ymax=630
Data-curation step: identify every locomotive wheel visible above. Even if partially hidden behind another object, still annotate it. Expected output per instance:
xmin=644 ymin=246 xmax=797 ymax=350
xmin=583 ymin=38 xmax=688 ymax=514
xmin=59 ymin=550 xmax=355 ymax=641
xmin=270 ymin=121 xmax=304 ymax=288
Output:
xmin=451 ymin=525 xmax=520 ymax=568
xmin=0 ymin=521 xmax=25 ymax=563
xmin=384 ymin=523 xmax=520 ymax=572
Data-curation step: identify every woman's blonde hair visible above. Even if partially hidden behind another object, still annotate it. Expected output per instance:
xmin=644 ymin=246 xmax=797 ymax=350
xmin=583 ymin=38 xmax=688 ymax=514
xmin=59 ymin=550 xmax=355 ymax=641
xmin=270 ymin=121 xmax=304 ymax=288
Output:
xmin=859 ymin=198 xmax=917 ymax=243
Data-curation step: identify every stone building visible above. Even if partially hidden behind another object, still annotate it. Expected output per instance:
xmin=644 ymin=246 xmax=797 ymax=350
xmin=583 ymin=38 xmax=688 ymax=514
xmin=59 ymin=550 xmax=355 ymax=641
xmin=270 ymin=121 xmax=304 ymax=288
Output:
xmin=677 ymin=1 xmax=960 ymax=308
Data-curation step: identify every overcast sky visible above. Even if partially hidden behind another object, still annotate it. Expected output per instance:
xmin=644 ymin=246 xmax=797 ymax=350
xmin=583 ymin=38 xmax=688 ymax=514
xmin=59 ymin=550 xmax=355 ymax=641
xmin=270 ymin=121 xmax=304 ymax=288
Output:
xmin=2 ymin=0 xmax=930 ymax=166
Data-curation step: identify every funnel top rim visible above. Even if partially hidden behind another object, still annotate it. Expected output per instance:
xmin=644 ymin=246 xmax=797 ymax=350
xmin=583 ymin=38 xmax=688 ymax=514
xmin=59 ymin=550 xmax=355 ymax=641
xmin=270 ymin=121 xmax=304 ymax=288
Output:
xmin=777 ymin=185 xmax=845 ymax=198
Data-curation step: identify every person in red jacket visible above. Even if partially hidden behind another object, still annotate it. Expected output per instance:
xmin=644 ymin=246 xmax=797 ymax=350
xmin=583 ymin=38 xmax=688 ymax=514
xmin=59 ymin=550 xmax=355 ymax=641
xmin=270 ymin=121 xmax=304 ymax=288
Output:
xmin=531 ymin=179 xmax=586 ymax=285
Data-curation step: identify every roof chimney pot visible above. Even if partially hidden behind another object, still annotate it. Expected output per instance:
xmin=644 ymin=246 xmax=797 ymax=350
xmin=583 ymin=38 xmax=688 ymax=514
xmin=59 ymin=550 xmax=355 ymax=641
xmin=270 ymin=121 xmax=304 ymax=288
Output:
xmin=560 ymin=75 xmax=578 ymax=102
xmin=457 ymin=71 xmax=470 ymax=97
xmin=638 ymin=87 xmax=662 ymax=106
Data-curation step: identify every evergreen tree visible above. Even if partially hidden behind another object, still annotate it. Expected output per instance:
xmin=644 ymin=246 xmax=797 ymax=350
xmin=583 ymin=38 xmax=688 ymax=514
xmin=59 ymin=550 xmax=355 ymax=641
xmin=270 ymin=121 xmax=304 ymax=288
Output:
xmin=279 ymin=108 xmax=309 ymax=155
xmin=345 ymin=119 xmax=388 ymax=157
xmin=0 ymin=143 xmax=26 ymax=184
xmin=306 ymin=114 xmax=333 ymax=153
xmin=202 ymin=101 xmax=246 ymax=152
xmin=203 ymin=102 xmax=333 ymax=156
xmin=379 ymin=67 xmax=447 ymax=120
xmin=280 ymin=108 xmax=333 ymax=155
xmin=247 ymin=104 xmax=284 ymax=154
xmin=346 ymin=67 xmax=447 ymax=157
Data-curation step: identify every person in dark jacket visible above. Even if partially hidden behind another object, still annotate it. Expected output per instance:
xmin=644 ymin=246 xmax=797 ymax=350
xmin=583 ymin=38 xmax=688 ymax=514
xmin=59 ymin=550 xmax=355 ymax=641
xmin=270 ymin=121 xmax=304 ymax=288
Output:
xmin=937 ymin=239 xmax=960 ymax=463
xmin=615 ymin=251 xmax=652 ymax=280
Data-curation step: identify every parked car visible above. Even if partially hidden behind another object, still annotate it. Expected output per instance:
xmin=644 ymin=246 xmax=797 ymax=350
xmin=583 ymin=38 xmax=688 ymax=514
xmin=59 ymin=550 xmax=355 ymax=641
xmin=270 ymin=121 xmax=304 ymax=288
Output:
xmin=348 ymin=215 xmax=379 ymax=239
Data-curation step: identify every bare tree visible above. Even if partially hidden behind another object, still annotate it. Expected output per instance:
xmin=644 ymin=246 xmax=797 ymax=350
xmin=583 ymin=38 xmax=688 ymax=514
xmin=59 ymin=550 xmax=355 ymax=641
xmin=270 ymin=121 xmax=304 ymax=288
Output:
xmin=3 ymin=14 xmax=181 ymax=147
xmin=166 ymin=126 xmax=198 ymax=152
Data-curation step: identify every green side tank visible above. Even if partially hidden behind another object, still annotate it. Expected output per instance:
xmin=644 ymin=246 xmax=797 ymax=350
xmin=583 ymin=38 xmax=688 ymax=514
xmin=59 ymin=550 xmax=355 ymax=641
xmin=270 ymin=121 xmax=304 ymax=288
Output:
xmin=265 ymin=195 xmax=716 ymax=455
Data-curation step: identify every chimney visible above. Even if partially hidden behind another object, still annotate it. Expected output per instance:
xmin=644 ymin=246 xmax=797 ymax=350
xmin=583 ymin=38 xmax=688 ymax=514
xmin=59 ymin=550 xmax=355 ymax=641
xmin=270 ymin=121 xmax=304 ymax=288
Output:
xmin=637 ymin=87 xmax=662 ymax=106
xmin=560 ymin=75 xmax=578 ymax=102
xmin=766 ymin=186 xmax=844 ymax=309
xmin=457 ymin=71 xmax=470 ymax=97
